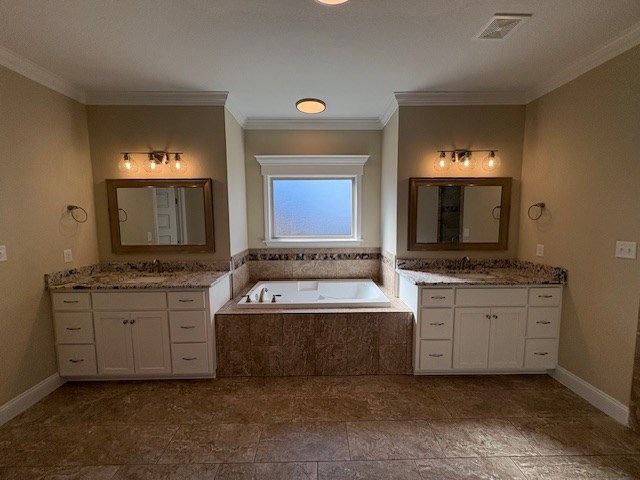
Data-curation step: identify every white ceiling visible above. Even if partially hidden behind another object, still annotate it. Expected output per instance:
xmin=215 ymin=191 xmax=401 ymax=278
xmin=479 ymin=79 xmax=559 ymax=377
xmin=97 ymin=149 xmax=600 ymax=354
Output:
xmin=1 ymin=0 xmax=639 ymax=123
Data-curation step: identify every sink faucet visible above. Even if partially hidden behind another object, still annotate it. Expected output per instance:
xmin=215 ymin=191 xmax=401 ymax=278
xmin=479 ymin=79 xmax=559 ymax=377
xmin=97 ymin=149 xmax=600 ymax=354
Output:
xmin=461 ymin=256 xmax=471 ymax=269
xmin=258 ymin=287 xmax=269 ymax=303
xmin=151 ymin=259 xmax=162 ymax=273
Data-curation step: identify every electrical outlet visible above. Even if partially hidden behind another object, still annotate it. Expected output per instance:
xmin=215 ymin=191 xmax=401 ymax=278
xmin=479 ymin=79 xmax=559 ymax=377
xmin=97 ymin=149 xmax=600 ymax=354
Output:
xmin=615 ymin=241 xmax=637 ymax=259
xmin=0 ymin=245 xmax=7 ymax=262
xmin=536 ymin=244 xmax=544 ymax=257
xmin=64 ymin=249 xmax=73 ymax=263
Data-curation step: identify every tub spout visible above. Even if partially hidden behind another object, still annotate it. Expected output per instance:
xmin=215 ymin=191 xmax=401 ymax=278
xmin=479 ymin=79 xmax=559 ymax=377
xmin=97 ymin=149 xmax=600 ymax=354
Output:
xmin=258 ymin=287 xmax=269 ymax=303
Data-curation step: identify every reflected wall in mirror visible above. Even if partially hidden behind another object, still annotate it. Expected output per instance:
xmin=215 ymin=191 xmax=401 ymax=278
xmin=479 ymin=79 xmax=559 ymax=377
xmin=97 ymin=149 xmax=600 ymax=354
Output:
xmin=409 ymin=177 xmax=511 ymax=251
xmin=107 ymin=179 xmax=214 ymax=253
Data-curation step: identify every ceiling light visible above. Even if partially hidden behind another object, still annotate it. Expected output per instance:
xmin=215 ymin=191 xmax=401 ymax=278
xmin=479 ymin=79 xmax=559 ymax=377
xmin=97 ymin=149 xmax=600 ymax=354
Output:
xmin=315 ymin=0 xmax=349 ymax=5
xmin=296 ymin=98 xmax=326 ymax=114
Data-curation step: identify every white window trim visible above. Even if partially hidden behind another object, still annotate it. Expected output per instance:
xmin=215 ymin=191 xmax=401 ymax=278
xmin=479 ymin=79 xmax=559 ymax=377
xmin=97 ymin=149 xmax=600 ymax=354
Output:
xmin=256 ymin=155 xmax=369 ymax=247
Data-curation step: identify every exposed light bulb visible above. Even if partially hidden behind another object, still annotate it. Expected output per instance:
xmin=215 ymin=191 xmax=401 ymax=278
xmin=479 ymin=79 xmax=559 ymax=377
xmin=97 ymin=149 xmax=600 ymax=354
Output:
xmin=174 ymin=160 xmax=181 ymax=170
xmin=143 ymin=154 xmax=163 ymax=173
xmin=482 ymin=151 xmax=501 ymax=171
xmin=118 ymin=153 xmax=138 ymax=173
xmin=434 ymin=151 xmax=450 ymax=171
xmin=169 ymin=153 xmax=188 ymax=173
xmin=458 ymin=151 xmax=476 ymax=171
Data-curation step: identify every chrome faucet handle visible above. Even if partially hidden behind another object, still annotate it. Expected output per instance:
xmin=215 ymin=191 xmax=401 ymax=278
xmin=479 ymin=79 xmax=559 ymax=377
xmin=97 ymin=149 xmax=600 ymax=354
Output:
xmin=242 ymin=294 xmax=252 ymax=303
xmin=271 ymin=294 xmax=282 ymax=303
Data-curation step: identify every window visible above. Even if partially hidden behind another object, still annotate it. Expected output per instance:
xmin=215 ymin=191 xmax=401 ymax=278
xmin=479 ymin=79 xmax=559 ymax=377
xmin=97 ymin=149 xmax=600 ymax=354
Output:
xmin=256 ymin=155 xmax=369 ymax=246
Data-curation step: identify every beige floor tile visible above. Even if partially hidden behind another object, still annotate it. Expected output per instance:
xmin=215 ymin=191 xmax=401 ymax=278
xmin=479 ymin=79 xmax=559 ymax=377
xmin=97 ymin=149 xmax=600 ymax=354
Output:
xmin=210 ymin=394 xmax=295 ymax=423
xmin=429 ymin=418 xmax=538 ymax=458
xmin=436 ymin=389 xmax=529 ymax=419
xmin=416 ymin=457 xmax=527 ymax=479
xmin=346 ymin=421 xmax=443 ymax=460
xmin=0 ymin=425 xmax=85 ymax=467
xmin=215 ymin=462 xmax=318 ymax=480
xmin=64 ymin=425 xmax=178 ymax=465
xmin=292 ymin=394 xmax=375 ymax=422
xmin=255 ymin=422 xmax=350 ymax=462
xmin=509 ymin=388 xmax=603 ymax=417
xmin=159 ymin=424 xmax=262 ymax=464
xmin=512 ymin=455 xmax=640 ymax=479
xmin=127 ymin=392 xmax=216 ymax=424
xmin=318 ymin=460 xmax=421 ymax=479
xmin=0 ymin=466 xmax=118 ymax=480
xmin=112 ymin=463 xmax=219 ymax=479
xmin=0 ymin=467 xmax=49 ymax=480
xmin=367 ymin=391 xmax=452 ymax=420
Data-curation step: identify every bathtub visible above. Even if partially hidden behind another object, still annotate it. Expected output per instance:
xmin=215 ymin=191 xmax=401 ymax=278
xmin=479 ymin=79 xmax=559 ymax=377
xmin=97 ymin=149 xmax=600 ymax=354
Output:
xmin=238 ymin=279 xmax=390 ymax=308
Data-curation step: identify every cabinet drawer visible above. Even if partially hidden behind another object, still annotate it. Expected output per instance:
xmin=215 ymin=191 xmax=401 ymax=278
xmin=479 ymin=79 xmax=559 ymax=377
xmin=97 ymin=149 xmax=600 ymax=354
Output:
xmin=92 ymin=292 xmax=166 ymax=310
xmin=527 ymin=307 xmax=561 ymax=338
xmin=524 ymin=339 xmax=558 ymax=369
xmin=168 ymin=291 xmax=206 ymax=310
xmin=58 ymin=345 xmax=97 ymax=376
xmin=420 ymin=289 xmax=454 ymax=307
xmin=529 ymin=288 xmax=562 ymax=306
xmin=418 ymin=340 xmax=452 ymax=370
xmin=52 ymin=293 xmax=91 ymax=311
xmin=420 ymin=308 xmax=453 ymax=339
xmin=456 ymin=288 xmax=527 ymax=307
xmin=54 ymin=312 xmax=94 ymax=344
xmin=170 ymin=311 xmax=208 ymax=343
xmin=171 ymin=343 xmax=209 ymax=374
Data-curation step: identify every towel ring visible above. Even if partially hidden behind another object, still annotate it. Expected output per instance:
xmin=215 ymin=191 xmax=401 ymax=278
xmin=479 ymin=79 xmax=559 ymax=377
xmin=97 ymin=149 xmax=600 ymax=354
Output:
xmin=491 ymin=205 xmax=501 ymax=220
xmin=66 ymin=205 xmax=88 ymax=223
xmin=527 ymin=202 xmax=545 ymax=221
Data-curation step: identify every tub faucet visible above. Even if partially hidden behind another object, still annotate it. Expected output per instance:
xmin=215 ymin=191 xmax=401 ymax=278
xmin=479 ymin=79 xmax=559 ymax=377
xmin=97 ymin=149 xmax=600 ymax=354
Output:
xmin=258 ymin=287 xmax=269 ymax=303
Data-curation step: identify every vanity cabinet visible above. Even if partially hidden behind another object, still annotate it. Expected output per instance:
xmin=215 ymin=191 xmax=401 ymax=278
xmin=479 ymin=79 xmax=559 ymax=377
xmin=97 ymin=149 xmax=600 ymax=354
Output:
xmin=50 ymin=275 xmax=231 ymax=379
xmin=398 ymin=276 xmax=562 ymax=374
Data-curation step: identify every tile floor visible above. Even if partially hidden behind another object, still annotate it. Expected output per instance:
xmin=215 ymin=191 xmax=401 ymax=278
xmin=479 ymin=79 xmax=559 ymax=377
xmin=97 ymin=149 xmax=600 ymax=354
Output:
xmin=1 ymin=374 xmax=640 ymax=479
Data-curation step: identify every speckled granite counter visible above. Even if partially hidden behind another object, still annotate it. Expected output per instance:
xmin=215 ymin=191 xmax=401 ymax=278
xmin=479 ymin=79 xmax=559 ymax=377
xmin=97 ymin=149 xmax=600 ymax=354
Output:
xmin=396 ymin=259 xmax=567 ymax=286
xmin=46 ymin=261 xmax=231 ymax=290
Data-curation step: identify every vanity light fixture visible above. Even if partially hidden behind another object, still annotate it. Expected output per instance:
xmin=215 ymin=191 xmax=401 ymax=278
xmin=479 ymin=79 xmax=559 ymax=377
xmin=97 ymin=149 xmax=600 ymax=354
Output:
xmin=119 ymin=151 xmax=186 ymax=175
xmin=435 ymin=149 xmax=499 ymax=172
xmin=296 ymin=98 xmax=326 ymax=114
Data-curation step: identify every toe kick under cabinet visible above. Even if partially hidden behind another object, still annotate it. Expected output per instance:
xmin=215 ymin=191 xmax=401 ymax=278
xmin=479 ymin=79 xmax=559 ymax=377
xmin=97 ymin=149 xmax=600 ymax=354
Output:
xmin=398 ymin=277 xmax=562 ymax=374
xmin=50 ymin=278 xmax=231 ymax=379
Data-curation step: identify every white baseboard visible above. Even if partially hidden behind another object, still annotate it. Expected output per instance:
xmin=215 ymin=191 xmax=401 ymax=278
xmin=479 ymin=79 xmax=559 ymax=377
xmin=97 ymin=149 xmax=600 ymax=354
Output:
xmin=0 ymin=374 xmax=66 ymax=426
xmin=550 ymin=366 xmax=629 ymax=426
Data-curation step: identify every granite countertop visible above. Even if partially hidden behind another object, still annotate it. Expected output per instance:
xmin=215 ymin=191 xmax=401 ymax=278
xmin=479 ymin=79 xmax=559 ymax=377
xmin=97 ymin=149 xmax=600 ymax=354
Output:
xmin=46 ymin=261 xmax=231 ymax=290
xmin=396 ymin=259 xmax=567 ymax=286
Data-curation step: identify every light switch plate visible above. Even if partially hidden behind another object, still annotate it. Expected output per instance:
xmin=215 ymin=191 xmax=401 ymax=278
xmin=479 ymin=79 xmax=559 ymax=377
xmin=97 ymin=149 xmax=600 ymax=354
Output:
xmin=615 ymin=241 xmax=637 ymax=259
xmin=536 ymin=244 xmax=544 ymax=257
xmin=0 ymin=245 xmax=6 ymax=262
xmin=63 ymin=249 xmax=73 ymax=263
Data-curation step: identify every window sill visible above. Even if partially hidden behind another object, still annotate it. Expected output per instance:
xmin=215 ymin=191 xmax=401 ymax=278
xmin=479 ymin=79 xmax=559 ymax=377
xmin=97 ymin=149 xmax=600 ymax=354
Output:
xmin=263 ymin=239 xmax=364 ymax=248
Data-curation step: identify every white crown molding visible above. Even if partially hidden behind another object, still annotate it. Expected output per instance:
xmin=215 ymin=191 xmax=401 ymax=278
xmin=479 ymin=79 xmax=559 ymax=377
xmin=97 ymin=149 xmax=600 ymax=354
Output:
xmin=0 ymin=45 xmax=85 ymax=103
xmin=243 ymin=117 xmax=382 ymax=130
xmin=84 ymin=91 xmax=228 ymax=106
xmin=379 ymin=97 xmax=399 ymax=128
xmin=527 ymin=22 xmax=640 ymax=103
xmin=255 ymin=154 xmax=369 ymax=167
xmin=395 ymin=91 xmax=527 ymax=106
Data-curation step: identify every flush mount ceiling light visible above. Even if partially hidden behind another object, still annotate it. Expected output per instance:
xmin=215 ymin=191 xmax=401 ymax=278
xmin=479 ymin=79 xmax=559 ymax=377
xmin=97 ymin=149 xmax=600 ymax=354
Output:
xmin=314 ymin=0 xmax=349 ymax=5
xmin=296 ymin=98 xmax=326 ymax=114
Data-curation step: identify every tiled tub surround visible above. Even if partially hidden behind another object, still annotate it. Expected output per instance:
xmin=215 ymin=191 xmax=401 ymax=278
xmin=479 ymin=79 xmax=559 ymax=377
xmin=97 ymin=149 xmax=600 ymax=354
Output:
xmin=215 ymin=298 xmax=413 ymax=377
xmin=247 ymin=248 xmax=381 ymax=283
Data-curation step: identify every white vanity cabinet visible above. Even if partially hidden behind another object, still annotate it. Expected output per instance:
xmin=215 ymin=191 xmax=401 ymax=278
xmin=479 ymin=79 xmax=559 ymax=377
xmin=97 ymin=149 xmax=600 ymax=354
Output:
xmin=398 ymin=276 xmax=563 ymax=374
xmin=50 ymin=275 xmax=231 ymax=379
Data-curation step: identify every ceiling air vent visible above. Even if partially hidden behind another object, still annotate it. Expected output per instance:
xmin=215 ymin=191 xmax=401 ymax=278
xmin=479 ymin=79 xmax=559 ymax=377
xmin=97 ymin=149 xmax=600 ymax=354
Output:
xmin=477 ymin=14 xmax=531 ymax=40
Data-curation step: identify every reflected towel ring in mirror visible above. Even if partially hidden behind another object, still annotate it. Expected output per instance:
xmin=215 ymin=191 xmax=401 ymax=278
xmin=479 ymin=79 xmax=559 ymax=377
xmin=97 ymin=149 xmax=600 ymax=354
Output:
xmin=66 ymin=205 xmax=88 ymax=223
xmin=527 ymin=202 xmax=545 ymax=221
xmin=492 ymin=205 xmax=501 ymax=220
xmin=118 ymin=208 xmax=128 ymax=223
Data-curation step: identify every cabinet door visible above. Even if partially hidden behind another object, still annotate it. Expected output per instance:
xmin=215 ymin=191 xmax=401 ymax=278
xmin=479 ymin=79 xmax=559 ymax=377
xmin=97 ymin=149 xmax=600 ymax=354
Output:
xmin=453 ymin=308 xmax=490 ymax=369
xmin=131 ymin=311 xmax=171 ymax=375
xmin=488 ymin=307 xmax=526 ymax=369
xmin=94 ymin=312 xmax=134 ymax=375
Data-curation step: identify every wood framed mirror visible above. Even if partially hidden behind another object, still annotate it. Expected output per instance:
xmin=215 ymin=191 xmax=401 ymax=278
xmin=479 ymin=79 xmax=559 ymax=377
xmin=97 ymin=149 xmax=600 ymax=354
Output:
xmin=106 ymin=178 xmax=214 ymax=253
xmin=408 ymin=177 xmax=511 ymax=251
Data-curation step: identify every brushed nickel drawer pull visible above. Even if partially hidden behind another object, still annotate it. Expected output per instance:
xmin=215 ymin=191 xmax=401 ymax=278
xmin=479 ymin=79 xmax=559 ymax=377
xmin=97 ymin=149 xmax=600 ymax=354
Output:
xmin=69 ymin=359 xmax=84 ymax=363
xmin=65 ymin=327 xmax=82 ymax=331
xmin=180 ymin=325 xmax=196 ymax=329
xmin=431 ymin=295 xmax=446 ymax=299
xmin=182 ymin=357 xmax=198 ymax=361
xmin=486 ymin=314 xmax=491 ymax=319
xmin=534 ymin=352 xmax=549 ymax=356
xmin=63 ymin=300 xmax=79 ymax=304
xmin=178 ymin=299 xmax=195 ymax=303
xmin=123 ymin=319 xmax=129 ymax=325
xmin=428 ymin=353 xmax=444 ymax=358
xmin=492 ymin=314 xmax=498 ymax=319
xmin=429 ymin=322 xmax=445 ymax=326
xmin=536 ymin=321 xmax=551 ymax=325
xmin=538 ymin=294 xmax=554 ymax=298
xmin=130 ymin=319 xmax=136 ymax=325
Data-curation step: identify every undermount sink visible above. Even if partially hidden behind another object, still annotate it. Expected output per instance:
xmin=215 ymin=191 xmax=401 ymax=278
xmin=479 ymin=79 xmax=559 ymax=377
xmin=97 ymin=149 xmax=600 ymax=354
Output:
xmin=123 ymin=276 xmax=168 ymax=284
xmin=454 ymin=272 xmax=497 ymax=280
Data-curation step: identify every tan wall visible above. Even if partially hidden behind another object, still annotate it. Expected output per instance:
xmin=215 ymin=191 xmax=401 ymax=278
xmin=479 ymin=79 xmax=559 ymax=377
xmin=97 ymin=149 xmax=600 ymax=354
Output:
xmin=519 ymin=46 xmax=640 ymax=404
xmin=243 ymin=130 xmax=382 ymax=248
xmin=86 ymin=105 xmax=230 ymax=261
xmin=381 ymin=111 xmax=399 ymax=254
xmin=463 ymin=186 xmax=502 ymax=243
xmin=396 ymin=105 xmax=525 ymax=258
xmin=224 ymin=109 xmax=248 ymax=255
xmin=0 ymin=66 xmax=99 ymax=405
xmin=117 ymin=188 xmax=157 ymax=245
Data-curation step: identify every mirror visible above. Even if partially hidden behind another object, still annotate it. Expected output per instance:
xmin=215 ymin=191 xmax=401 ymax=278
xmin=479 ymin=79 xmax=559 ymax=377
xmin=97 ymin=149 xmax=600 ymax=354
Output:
xmin=106 ymin=178 xmax=214 ymax=253
xmin=409 ymin=177 xmax=511 ymax=250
